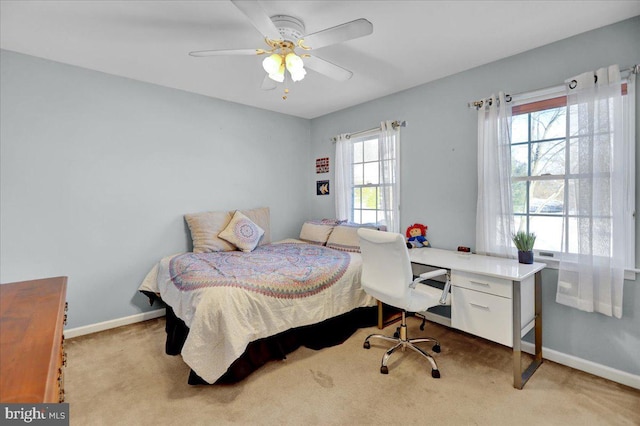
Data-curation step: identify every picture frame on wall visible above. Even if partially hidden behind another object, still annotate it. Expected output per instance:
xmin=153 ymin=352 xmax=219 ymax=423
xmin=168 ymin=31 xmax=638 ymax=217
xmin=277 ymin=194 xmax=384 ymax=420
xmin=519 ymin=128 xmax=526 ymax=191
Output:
xmin=316 ymin=157 xmax=329 ymax=174
xmin=316 ymin=180 xmax=330 ymax=195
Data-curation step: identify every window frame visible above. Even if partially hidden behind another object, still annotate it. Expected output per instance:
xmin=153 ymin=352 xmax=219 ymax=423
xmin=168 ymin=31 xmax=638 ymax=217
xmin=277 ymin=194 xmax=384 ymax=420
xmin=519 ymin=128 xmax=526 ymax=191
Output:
xmin=509 ymin=83 xmax=635 ymax=276
xmin=349 ymin=133 xmax=395 ymax=226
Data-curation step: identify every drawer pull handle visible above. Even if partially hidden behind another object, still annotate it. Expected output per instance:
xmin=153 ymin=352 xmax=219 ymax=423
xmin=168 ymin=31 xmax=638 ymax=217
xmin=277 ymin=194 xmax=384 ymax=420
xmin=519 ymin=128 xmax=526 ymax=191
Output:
xmin=469 ymin=280 xmax=490 ymax=287
xmin=469 ymin=302 xmax=490 ymax=310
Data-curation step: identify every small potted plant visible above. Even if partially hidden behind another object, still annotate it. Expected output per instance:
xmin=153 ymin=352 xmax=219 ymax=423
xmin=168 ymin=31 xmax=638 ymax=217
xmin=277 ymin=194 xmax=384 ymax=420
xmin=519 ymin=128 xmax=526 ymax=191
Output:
xmin=512 ymin=231 xmax=536 ymax=264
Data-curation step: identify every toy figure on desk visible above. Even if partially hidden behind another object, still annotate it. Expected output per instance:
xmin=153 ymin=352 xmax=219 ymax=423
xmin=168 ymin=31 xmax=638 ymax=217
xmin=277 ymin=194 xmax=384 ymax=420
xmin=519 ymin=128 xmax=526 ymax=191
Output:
xmin=406 ymin=223 xmax=430 ymax=248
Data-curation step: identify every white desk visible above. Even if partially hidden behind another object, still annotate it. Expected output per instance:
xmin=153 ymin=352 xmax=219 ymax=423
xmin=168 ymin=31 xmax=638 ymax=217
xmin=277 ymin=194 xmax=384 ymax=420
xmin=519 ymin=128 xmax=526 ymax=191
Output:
xmin=408 ymin=248 xmax=545 ymax=389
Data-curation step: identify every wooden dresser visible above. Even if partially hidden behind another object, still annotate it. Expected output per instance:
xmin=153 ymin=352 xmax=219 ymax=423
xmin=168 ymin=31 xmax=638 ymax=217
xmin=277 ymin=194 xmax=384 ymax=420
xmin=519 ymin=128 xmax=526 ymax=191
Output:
xmin=0 ymin=276 xmax=68 ymax=403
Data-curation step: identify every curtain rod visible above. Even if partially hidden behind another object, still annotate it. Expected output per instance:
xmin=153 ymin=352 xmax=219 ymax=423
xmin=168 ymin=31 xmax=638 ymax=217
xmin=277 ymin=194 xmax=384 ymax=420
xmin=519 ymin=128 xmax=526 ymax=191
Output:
xmin=467 ymin=64 xmax=639 ymax=110
xmin=330 ymin=120 xmax=406 ymax=142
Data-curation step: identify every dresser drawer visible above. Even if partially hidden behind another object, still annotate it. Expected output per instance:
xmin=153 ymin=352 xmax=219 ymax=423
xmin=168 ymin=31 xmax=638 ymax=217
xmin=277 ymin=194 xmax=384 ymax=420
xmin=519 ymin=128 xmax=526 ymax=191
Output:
xmin=452 ymin=286 xmax=512 ymax=346
xmin=452 ymin=270 xmax=512 ymax=298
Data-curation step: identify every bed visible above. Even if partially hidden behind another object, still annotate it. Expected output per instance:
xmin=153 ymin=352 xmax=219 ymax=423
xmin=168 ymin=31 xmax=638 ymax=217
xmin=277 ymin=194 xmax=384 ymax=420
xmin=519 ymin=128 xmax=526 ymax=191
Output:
xmin=138 ymin=208 xmax=379 ymax=384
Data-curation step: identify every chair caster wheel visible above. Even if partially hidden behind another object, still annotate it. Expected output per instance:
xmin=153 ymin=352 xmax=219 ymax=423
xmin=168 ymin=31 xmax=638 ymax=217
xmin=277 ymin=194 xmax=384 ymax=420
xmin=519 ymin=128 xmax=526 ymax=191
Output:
xmin=432 ymin=344 xmax=441 ymax=353
xmin=432 ymin=369 xmax=440 ymax=378
xmin=420 ymin=324 xmax=425 ymax=331
xmin=393 ymin=327 xmax=400 ymax=338
xmin=363 ymin=341 xmax=370 ymax=349
xmin=380 ymin=366 xmax=389 ymax=374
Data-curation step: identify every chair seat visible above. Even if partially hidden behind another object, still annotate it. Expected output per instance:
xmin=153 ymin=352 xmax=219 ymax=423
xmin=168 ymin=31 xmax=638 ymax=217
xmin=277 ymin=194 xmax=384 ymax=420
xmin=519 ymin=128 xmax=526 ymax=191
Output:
xmin=366 ymin=282 xmax=450 ymax=313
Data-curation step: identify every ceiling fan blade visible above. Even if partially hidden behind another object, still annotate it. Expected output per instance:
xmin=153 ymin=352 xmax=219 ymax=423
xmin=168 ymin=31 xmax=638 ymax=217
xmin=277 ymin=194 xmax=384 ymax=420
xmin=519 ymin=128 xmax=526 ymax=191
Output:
xmin=301 ymin=19 xmax=373 ymax=50
xmin=231 ymin=0 xmax=281 ymax=40
xmin=261 ymin=74 xmax=277 ymax=90
xmin=189 ymin=48 xmax=260 ymax=57
xmin=304 ymin=55 xmax=353 ymax=81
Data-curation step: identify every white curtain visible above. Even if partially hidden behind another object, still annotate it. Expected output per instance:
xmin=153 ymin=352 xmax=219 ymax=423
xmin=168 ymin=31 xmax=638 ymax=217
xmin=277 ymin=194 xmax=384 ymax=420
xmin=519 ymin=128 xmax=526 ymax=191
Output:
xmin=556 ymin=64 xmax=630 ymax=318
xmin=379 ymin=121 xmax=401 ymax=233
xmin=476 ymin=92 xmax=515 ymax=258
xmin=334 ymin=134 xmax=353 ymax=222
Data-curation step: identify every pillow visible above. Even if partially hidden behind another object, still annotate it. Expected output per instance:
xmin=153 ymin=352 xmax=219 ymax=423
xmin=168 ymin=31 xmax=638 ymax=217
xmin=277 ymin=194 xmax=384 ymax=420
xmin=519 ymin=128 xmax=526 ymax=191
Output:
xmin=326 ymin=224 xmax=379 ymax=253
xmin=239 ymin=207 xmax=271 ymax=246
xmin=184 ymin=207 xmax=271 ymax=252
xmin=299 ymin=220 xmax=336 ymax=245
xmin=184 ymin=211 xmax=235 ymax=253
xmin=218 ymin=211 xmax=265 ymax=252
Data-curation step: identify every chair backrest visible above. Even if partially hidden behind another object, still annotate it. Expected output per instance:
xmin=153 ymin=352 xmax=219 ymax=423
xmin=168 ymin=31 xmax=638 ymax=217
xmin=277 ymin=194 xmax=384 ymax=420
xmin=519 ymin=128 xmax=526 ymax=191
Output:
xmin=357 ymin=228 xmax=414 ymax=309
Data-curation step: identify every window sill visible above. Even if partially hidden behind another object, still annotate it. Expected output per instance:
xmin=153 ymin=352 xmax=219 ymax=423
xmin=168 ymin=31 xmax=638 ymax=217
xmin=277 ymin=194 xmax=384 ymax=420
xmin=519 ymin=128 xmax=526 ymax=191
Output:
xmin=533 ymin=255 xmax=637 ymax=281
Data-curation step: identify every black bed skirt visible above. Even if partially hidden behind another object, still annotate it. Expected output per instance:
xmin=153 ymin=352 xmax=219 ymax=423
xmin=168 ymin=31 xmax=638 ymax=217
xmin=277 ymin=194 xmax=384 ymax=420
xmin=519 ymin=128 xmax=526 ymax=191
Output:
xmin=164 ymin=305 xmax=378 ymax=385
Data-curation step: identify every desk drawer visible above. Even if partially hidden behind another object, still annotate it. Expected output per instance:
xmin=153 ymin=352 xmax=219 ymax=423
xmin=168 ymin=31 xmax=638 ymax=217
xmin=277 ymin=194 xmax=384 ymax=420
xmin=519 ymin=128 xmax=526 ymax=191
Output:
xmin=452 ymin=286 xmax=512 ymax=347
xmin=452 ymin=270 xmax=512 ymax=298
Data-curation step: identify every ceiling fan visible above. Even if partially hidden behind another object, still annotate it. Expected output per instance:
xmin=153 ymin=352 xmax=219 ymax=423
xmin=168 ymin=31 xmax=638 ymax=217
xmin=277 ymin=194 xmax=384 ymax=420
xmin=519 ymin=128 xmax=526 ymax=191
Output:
xmin=189 ymin=0 xmax=373 ymax=99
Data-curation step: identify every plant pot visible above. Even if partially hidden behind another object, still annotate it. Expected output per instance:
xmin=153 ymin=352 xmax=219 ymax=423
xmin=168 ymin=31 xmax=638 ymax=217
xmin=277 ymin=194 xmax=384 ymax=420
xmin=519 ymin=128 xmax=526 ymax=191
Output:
xmin=518 ymin=250 xmax=534 ymax=264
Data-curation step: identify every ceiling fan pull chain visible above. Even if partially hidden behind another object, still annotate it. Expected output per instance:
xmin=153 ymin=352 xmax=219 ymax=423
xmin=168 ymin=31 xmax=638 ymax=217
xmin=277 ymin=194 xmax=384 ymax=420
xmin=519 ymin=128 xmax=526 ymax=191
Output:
xmin=283 ymin=72 xmax=290 ymax=100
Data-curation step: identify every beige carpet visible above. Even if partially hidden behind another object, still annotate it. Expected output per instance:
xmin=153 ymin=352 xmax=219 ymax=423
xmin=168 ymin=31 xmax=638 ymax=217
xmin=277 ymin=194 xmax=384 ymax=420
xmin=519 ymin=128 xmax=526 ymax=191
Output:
xmin=65 ymin=318 xmax=640 ymax=425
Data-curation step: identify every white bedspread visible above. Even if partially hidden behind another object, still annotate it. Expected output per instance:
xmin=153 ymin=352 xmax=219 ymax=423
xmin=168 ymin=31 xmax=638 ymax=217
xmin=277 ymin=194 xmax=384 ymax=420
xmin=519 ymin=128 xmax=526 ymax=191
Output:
xmin=139 ymin=240 xmax=375 ymax=383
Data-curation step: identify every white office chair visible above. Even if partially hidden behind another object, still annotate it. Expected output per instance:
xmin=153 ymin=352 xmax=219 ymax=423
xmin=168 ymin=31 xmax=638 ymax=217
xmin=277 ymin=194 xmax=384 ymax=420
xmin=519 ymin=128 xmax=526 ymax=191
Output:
xmin=357 ymin=228 xmax=451 ymax=378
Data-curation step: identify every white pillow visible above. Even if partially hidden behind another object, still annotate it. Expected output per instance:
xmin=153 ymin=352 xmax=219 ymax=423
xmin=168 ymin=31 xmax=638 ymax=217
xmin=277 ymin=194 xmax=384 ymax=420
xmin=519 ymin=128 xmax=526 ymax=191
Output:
xmin=218 ymin=211 xmax=265 ymax=252
xmin=184 ymin=210 xmax=235 ymax=253
xmin=326 ymin=225 xmax=363 ymax=252
xmin=326 ymin=224 xmax=381 ymax=252
xmin=299 ymin=221 xmax=335 ymax=245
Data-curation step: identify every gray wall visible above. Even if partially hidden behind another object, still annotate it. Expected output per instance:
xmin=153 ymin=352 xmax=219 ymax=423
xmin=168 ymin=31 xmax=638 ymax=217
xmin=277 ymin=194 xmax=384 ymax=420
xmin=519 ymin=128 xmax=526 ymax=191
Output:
xmin=309 ymin=16 xmax=640 ymax=376
xmin=0 ymin=50 xmax=310 ymax=328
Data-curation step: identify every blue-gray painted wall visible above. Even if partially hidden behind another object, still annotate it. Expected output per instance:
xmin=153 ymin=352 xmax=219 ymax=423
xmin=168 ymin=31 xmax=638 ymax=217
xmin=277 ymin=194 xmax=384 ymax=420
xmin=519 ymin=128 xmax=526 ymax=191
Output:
xmin=1 ymin=16 xmax=638 ymax=377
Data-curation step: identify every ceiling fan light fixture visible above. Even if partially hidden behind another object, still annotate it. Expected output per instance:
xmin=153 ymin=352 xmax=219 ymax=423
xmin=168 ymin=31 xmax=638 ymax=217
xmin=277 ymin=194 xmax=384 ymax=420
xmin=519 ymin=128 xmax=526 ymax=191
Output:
xmin=268 ymin=63 xmax=286 ymax=82
xmin=285 ymin=53 xmax=303 ymax=72
xmin=269 ymin=73 xmax=285 ymax=83
xmin=290 ymin=67 xmax=306 ymax=82
xmin=285 ymin=52 xmax=306 ymax=82
xmin=262 ymin=53 xmax=283 ymax=74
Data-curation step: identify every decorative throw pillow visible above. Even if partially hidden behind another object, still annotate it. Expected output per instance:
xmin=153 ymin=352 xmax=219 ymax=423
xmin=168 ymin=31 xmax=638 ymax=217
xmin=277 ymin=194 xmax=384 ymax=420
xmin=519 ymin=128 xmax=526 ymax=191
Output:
xmin=238 ymin=207 xmax=271 ymax=246
xmin=218 ymin=211 xmax=265 ymax=252
xmin=299 ymin=220 xmax=336 ymax=245
xmin=184 ymin=210 xmax=235 ymax=253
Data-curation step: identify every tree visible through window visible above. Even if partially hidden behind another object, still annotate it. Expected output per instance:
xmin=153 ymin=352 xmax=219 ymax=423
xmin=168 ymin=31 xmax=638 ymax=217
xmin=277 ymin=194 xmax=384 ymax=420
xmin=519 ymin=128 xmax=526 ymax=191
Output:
xmin=510 ymin=83 xmax=633 ymax=259
xmin=512 ymin=99 xmax=567 ymax=252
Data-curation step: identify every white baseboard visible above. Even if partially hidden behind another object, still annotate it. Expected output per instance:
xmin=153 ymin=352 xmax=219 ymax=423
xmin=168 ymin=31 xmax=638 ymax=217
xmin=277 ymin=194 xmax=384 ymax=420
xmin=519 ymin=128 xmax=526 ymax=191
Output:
xmin=63 ymin=308 xmax=166 ymax=339
xmin=522 ymin=341 xmax=640 ymax=390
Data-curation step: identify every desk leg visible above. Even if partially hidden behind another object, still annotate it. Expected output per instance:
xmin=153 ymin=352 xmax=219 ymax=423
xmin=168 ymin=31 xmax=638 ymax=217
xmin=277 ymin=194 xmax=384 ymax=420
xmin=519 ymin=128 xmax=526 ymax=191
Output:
xmin=512 ymin=271 xmax=543 ymax=389
xmin=377 ymin=300 xmax=403 ymax=329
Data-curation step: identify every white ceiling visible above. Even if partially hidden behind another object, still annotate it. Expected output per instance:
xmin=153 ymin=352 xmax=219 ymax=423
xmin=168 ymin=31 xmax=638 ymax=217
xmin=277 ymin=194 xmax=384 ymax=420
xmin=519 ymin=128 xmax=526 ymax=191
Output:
xmin=1 ymin=1 xmax=639 ymax=119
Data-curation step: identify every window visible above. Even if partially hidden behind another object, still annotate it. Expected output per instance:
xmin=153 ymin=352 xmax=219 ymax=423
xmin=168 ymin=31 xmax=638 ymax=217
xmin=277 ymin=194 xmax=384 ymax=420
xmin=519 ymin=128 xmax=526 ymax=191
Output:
xmin=511 ymin=95 xmax=567 ymax=253
xmin=350 ymin=134 xmax=396 ymax=226
xmin=510 ymin=84 xmax=634 ymax=265
xmin=335 ymin=123 xmax=400 ymax=232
